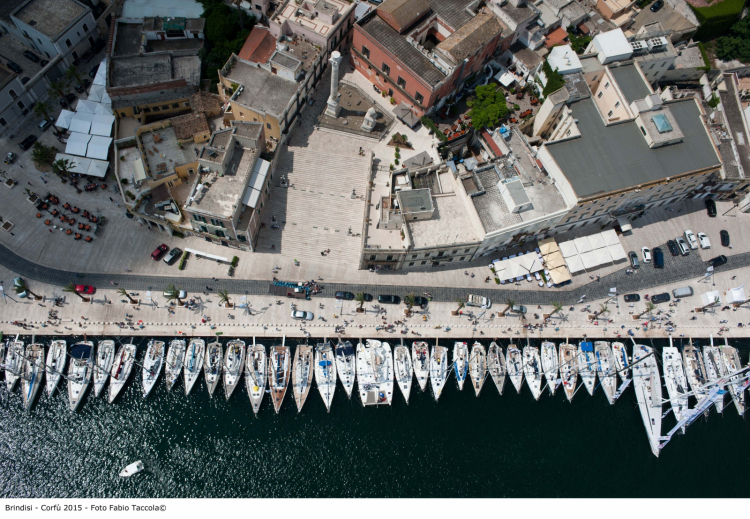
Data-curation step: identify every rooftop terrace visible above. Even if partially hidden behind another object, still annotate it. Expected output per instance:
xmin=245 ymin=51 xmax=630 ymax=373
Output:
xmin=227 ymin=60 xmax=300 ymax=117
xmin=185 ymin=147 xmax=259 ymax=217
xmin=13 ymin=0 xmax=86 ymax=40
xmin=139 ymin=126 xmax=196 ymax=179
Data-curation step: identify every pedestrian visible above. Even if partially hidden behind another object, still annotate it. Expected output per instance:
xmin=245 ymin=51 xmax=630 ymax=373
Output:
xmin=109 ymin=197 xmax=113 ymax=202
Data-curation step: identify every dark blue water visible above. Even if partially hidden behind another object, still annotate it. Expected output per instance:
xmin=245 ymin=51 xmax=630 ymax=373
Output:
xmin=1 ymin=336 xmax=749 ymax=498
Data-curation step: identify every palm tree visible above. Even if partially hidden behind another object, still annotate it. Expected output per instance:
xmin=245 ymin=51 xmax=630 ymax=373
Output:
xmin=63 ymin=282 xmax=87 ymax=301
xmin=33 ymin=101 xmax=52 ymax=122
xmin=118 ymin=287 xmax=136 ymax=304
xmin=501 ymin=298 xmax=516 ymax=316
xmin=636 ymin=301 xmax=656 ymax=319
xmin=404 ymin=292 xmax=416 ymax=310
xmin=14 ymin=278 xmax=40 ymax=299
xmin=218 ymin=289 xmax=232 ymax=308
xmin=31 ymin=142 xmax=56 ymax=166
xmin=51 ymin=158 xmax=75 ymax=179
xmin=65 ymin=64 xmax=84 ymax=86
xmin=233 ymin=0 xmax=244 ymax=31
xmin=355 ymin=292 xmax=366 ymax=310
xmin=598 ymin=303 xmax=609 ymax=316
xmin=550 ymin=301 xmax=563 ymax=317
xmin=701 ymin=296 xmax=721 ymax=312
xmin=164 ymin=284 xmax=184 ymax=305
xmin=48 ymin=79 xmax=69 ymax=101
xmin=454 ymin=298 xmax=465 ymax=314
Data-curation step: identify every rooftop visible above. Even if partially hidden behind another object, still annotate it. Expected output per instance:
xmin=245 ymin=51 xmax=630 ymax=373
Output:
xmin=377 ymin=0 xmax=431 ymax=33
xmin=238 ymin=27 xmax=277 ymax=64
xmin=171 ymin=112 xmax=209 ymax=141
xmin=12 ymin=0 xmax=86 ymax=40
xmin=398 ymin=188 xmax=434 ymax=214
xmin=435 ymin=13 xmax=504 ymax=65
xmin=113 ymin=23 xmax=143 ymax=57
xmin=121 ymin=0 xmax=203 ymax=19
xmin=0 ymin=0 xmax=26 ymax=24
xmin=510 ymin=42 xmax=543 ymax=70
xmin=110 ymin=54 xmax=201 ymax=88
xmin=139 ymin=126 xmax=196 ymax=179
xmin=230 ymin=120 xmax=264 ymax=140
xmin=274 ymin=0 xmax=353 ymax=37
xmin=672 ymin=45 xmax=705 ymax=70
xmin=146 ymin=38 xmax=204 ymax=53
xmin=719 ymin=74 xmax=750 ymax=180
xmin=499 ymin=3 xmax=536 ymax=25
xmin=544 ymin=97 xmax=721 ymax=199
xmin=185 ymin=147 xmax=259 ymax=217
xmin=609 ymin=64 xmax=651 ymax=104
xmin=226 ymin=59 xmax=303 ymax=116
xmin=190 ymin=92 xmax=222 ymax=114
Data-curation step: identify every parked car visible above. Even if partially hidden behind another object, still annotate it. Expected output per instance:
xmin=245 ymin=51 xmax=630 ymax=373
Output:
xmin=509 ymin=304 xmax=527 ymax=315
xmin=23 ymin=50 xmax=40 ymax=62
xmin=40 ymin=59 xmax=48 ymax=67
xmin=653 ymin=247 xmax=664 ymax=268
xmin=466 ymin=294 xmax=491 ymax=307
xmin=75 ymin=285 xmax=96 ymax=294
xmin=5 ymin=151 xmax=16 ymax=164
xmin=675 ymin=236 xmax=690 ymax=256
xmin=378 ymin=294 xmax=400 ymax=304
xmin=59 ymin=93 xmax=77 ymax=108
xmin=21 ymin=76 xmax=30 ymax=84
xmin=651 ymin=293 xmax=670 ymax=304
xmin=720 ymin=230 xmax=730 ymax=247
xmin=705 ymin=199 xmax=717 ymax=217
xmin=151 ymin=244 xmax=169 ymax=260
xmin=709 ymin=255 xmax=728 ymax=268
xmin=335 ymin=291 xmax=355 ymax=300
xmin=291 ymin=310 xmax=314 ymax=320
xmin=13 ymin=277 xmax=27 ymax=298
xmin=628 ymin=251 xmax=640 ymax=269
xmin=88 ymin=67 xmax=98 ymax=78
xmin=672 ymin=287 xmax=694 ymax=298
xmin=74 ymin=79 xmax=90 ymax=93
xmin=697 ymin=232 xmax=711 ymax=249
xmin=623 ymin=294 xmax=640 ymax=302
xmin=38 ymin=120 xmax=51 ymax=131
xmin=19 ymin=135 xmax=37 ymax=150
xmin=5 ymin=60 xmax=22 ymax=73
xmin=651 ymin=0 xmax=664 ymax=11
xmin=667 ymin=239 xmax=679 ymax=256
xmin=412 ymin=296 xmax=429 ymax=307
xmin=163 ymin=289 xmax=186 ymax=299
xmin=361 ymin=293 xmax=374 ymax=302
xmin=684 ymin=230 xmax=698 ymax=250
xmin=641 ymin=247 xmax=651 ymax=263
xmin=163 ymin=247 xmax=182 ymax=265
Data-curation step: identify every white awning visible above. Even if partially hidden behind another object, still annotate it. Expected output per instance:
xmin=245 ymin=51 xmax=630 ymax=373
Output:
xmin=601 ymin=228 xmax=619 ymax=246
xmin=69 ymin=112 xmax=95 ymax=133
xmin=495 ymin=70 xmax=515 ymax=87
xmin=95 ymin=102 xmax=113 ymax=114
xmin=492 ymin=253 xmax=543 ymax=280
xmin=574 ymin=236 xmax=592 ymax=254
xmin=580 ymin=250 xmax=599 ymax=270
xmin=55 ymin=109 xmax=76 ymax=129
xmin=87 ymin=84 xmax=111 ymax=103
xmin=90 ymin=113 xmax=115 ymax=137
xmin=65 ymin=132 xmax=91 ymax=156
xmin=595 ymin=247 xmax=613 ymax=265
xmin=86 ymin=159 xmax=109 ymax=178
xmin=248 ymin=158 xmax=270 ymax=191
xmin=54 ymin=153 xmax=90 ymax=173
xmin=566 ymin=254 xmax=586 ymax=273
xmin=93 ymin=58 xmax=107 ymax=86
xmin=726 ymin=285 xmax=746 ymax=304
xmin=588 ymin=233 xmax=606 ymax=250
xmin=86 ymin=135 xmax=112 ymax=160
xmin=184 ymin=247 xmax=229 ymax=262
xmin=559 ymin=240 xmax=578 ymax=258
xmin=617 ymin=216 xmax=633 ymax=232
xmin=701 ymin=291 xmax=721 ymax=307
xmin=76 ymin=99 xmax=99 ymax=114
xmin=607 ymin=243 xmax=627 ymax=262
xmin=133 ymin=157 xmax=147 ymax=182
xmin=538 ymin=237 xmax=559 ymax=256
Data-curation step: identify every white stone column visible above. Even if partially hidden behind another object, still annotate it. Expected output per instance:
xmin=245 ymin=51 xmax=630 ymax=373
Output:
xmin=325 ymin=50 xmax=343 ymax=118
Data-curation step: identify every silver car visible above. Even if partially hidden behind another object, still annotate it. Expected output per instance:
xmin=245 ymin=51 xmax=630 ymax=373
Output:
xmin=291 ymin=310 xmax=314 ymax=320
xmin=675 ymin=236 xmax=690 ymax=256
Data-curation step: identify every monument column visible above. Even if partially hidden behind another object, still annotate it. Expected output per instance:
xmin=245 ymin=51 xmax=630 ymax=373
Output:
xmin=325 ymin=51 xmax=343 ymax=118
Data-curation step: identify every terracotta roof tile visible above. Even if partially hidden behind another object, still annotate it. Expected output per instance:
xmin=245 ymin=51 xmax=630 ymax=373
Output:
xmin=238 ymin=27 xmax=277 ymax=64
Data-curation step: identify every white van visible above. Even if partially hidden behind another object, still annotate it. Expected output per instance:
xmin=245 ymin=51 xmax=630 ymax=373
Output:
xmin=671 ymin=286 xmax=694 ymax=298
xmin=466 ymin=294 xmax=491 ymax=308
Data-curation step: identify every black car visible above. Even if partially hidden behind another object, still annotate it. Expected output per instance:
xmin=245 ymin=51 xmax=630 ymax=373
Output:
xmin=362 ymin=293 xmax=373 ymax=302
xmin=19 ymin=135 xmax=37 ymax=150
xmin=74 ymin=79 xmax=90 ymax=93
xmin=40 ymin=59 xmax=48 ymax=67
xmin=413 ymin=296 xmax=428 ymax=307
xmin=706 ymin=199 xmax=717 ymax=217
xmin=6 ymin=60 xmax=22 ymax=73
xmin=653 ymin=247 xmax=664 ymax=268
xmin=88 ymin=67 xmax=97 ymax=78
xmin=651 ymin=0 xmax=664 ymax=11
xmin=651 ymin=293 xmax=671 ymax=304
xmin=22 ymin=51 xmax=40 ymax=63
xmin=335 ymin=291 xmax=355 ymax=300
xmin=21 ymin=77 xmax=29 ymax=84
xmin=720 ymin=230 xmax=730 ymax=247
xmin=378 ymin=294 xmax=400 ymax=304
xmin=623 ymin=294 xmax=641 ymax=302
xmin=667 ymin=239 xmax=679 ymax=256
xmin=628 ymin=251 xmax=640 ymax=269
xmin=709 ymin=255 xmax=728 ymax=268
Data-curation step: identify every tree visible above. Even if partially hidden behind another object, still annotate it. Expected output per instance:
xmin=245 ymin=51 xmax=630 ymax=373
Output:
xmin=118 ymin=287 xmax=136 ymax=304
xmin=48 ymin=79 xmax=70 ymax=101
xmin=218 ymin=288 xmax=232 ymax=308
xmin=31 ymin=142 xmax=56 ymax=166
xmin=637 ymin=301 xmax=656 ymax=319
xmin=200 ymin=0 xmax=256 ymax=86
xmin=501 ymin=298 xmax=516 ymax=317
xmin=714 ymin=16 xmax=750 ymax=63
xmin=355 ymin=292 xmax=366 ymax=310
xmin=598 ymin=303 xmax=609 ymax=316
xmin=65 ymin=64 xmax=84 ymax=86
xmin=63 ymin=282 xmax=87 ymax=301
xmin=164 ymin=284 xmax=184 ymax=305
xmin=33 ymin=101 xmax=52 ymax=122
xmin=14 ymin=278 xmax=40 ymax=299
xmin=701 ymin=296 xmax=721 ymax=312
xmin=232 ymin=0 xmax=245 ymax=31
xmin=541 ymin=59 xmax=566 ymax=98
xmin=455 ymin=298 xmax=465 ymax=313
xmin=51 ymin=158 xmax=75 ymax=179
xmin=404 ymin=293 xmax=416 ymax=310
xmin=567 ymin=26 xmax=592 ymax=54
xmin=467 ymin=84 xmax=508 ymax=129
xmin=550 ymin=301 xmax=563 ymax=317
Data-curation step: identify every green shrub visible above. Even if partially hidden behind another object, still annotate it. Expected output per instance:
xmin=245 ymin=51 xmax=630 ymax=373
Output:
xmin=692 ymin=0 xmax=746 ymax=41
xmin=697 ymin=41 xmax=711 ymax=70
xmin=125 ymin=191 xmax=135 ymax=200
xmin=467 ymin=83 xmax=508 ymax=129
xmin=231 ymin=255 xmax=239 ymax=267
xmin=513 ymin=104 xmax=520 ymax=110
xmin=541 ymin=59 xmax=565 ymax=98
xmin=390 ymin=97 xmax=396 ymax=105
xmin=172 ymin=231 xmax=185 ymax=239
xmin=707 ymin=94 xmax=720 ymax=109
xmin=420 ymin=116 xmax=448 ymax=142
xmin=120 ymin=178 xmax=128 ymax=185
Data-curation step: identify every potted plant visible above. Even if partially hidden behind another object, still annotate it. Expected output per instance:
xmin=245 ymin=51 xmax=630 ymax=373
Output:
xmin=355 ymin=292 xmax=366 ymax=313
xmin=164 ymin=284 xmax=185 ymax=306
xmin=452 ymin=298 xmax=465 ymax=316
xmin=218 ymin=289 xmax=233 ymax=309
xmin=118 ymin=287 xmax=139 ymax=305
xmin=63 ymin=282 xmax=89 ymax=303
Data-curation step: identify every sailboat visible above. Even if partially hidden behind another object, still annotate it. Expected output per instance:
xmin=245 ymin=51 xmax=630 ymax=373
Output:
xmin=506 ymin=344 xmax=524 ymax=394
xmin=165 ymin=339 xmax=186 ymax=392
xmin=595 ymin=341 xmax=617 ymax=405
xmin=335 ymin=340 xmax=356 ymax=398
xmin=93 ymin=340 xmax=115 ymax=398
xmin=223 ymin=339 xmax=245 ymax=400
xmin=108 ymin=342 xmax=136 ymax=403
xmin=315 ymin=342 xmax=337 ymax=412
xmin=394 ymin=343 xmax=413 ymax=403
xmin=204 ymin=342 xmax=223 ymax=398
xmin=45 ymin=340 xmax=67 ymax=396
xmin=611 ymin=342 xmax=630 ymax=383
xmin=142 ymin=340 xmax=165 ymax=398
xmin=269 ymin=343 xmax=290 ymax=414
xmin=429 ymin=344 xmax=448 ymax=402
xmin=183 ymin=339 xmax=205 ymax=396
xmin=540 ymin=341 xmax=558 ymax=396
xmin=453 ymin=342 xmax=469 ymax=390
xmin=411 ymin=341 xmax=429 ymax=392
xmin=292 ymin=344 xmax=314 ymax=412
xmin=703 ymin=342 xmax=727 ymax=412
xmin=245 ymin=342 xmax=266 ymax=414
xmin=682 ymin=340 xmax=709 ymax=401
xmin=487 ymin=342 xmax=506 ymax=395
xmin=559 ymin=343 xmax=578 ymax=402
xmin=5 ymin=340 xmax=24 ymax=392
xmin=632 ymin=343 xmax=662 ymax=457
xmin=356 ymin=340 xmax=393 ymax=406
xmin=577 ymin=341 xmax=596 ymax=395
xmin=663 ymin=343 xmax=690 ymax=427
xmin=469 ymin=342 xmax=486 ymax=397
xmin=22 ymin=343 xmax=44 ymax=411
xmin=523 ymin=345 xmax=542 ymax=401
xmin=721 ymin=343 xmax=745 ymax=416
xmin=67 ymin=341 xmax=94 ymax=411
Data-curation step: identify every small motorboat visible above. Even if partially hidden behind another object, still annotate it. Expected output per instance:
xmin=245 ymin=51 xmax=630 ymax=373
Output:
xmin=119 ymin=460 xmax=144 ymax=477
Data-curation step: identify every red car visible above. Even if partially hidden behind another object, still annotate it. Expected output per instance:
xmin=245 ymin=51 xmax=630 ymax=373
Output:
xmin=151 ymin=244 xmax=169 ymax=260
xmin=75 ymin=285 xmax=96 ymax=294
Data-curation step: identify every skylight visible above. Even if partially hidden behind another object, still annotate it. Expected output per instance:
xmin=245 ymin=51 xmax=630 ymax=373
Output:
xmin=651 ymin=113 xmax=673 ymax=133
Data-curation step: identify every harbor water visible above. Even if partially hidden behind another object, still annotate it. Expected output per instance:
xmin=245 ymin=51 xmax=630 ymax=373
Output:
xmin=1 ymin=336 xmax=750 ymax=498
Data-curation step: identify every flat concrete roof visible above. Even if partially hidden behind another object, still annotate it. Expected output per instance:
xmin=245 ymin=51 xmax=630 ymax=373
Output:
xmin=545 ymin=98 xmax=721 ymax=199
xmin=113 ymin=23 xmax=143 ymax=57
xmin=140 ymin=126 xmax=195 ymax=178
xmin=186 ymin=147 xmax=258 ymax=217
xmin=13 ymin=0 xmax=86 ymax=40
xmin=227 ymin=60 xmax=299 ymax=117
xmin=110 ymin=54 xmax=201 ymax=88
xmin=609 ymin=64 xmax=650 ymax=104
xmin=719 ymin=75 xmax=750 ymax=180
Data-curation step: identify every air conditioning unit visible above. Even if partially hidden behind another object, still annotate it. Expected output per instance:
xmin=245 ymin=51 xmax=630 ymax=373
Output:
xmin=646 ymin=37 xmax=668 ymax=52
xmin=630 ymin=40 xmax=645 ymax=51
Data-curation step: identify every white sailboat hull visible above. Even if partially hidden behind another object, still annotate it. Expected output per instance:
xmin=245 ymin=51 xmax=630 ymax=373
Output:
xmin=523 ymin=346 xmax=542 ymax=401
xmin=165 ymin=340 xmax=186 ymax=392
xmin=335 ymin=341 xmax=356 ymax=398
xmin=142 ymin=340 xmax=165 ymax=398
xmin=429 ymin=346 xmax=447 ymax=402
xmin=541 ymin=342 xmax=558 ymax=397
xmin=315 ymin=344 xmax=337 ymax=412
xmin=93 ymin=340 xmax=115 ymax=398
xmin=108 ymin=343 xmax=136 ymax=404
xmin=394 ymin=345 xmax=413 ymax=404
xmin=204 ymin=343 xmax=222 ymax=398
xmin=487 ymin=343 xmax=506 ymax=396
xmin=45 ymin=341 xmax=67 ymax=397
xmin=223 ymin=341 xmax=246 ymax=400
xmin=411 ymin=342 xmax=429 ymax=392
xmin=506 ymin=347 xmax=524 ymax=394
xmin=245 ymin=345 xmax=266 ymax=414
xmin=183 ymin=339 xmax=205 ymax=396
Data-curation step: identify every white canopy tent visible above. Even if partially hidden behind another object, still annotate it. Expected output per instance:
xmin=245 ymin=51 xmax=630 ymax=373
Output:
xmin=87 ymin=84 xmax=111 ymax=104
xmin=601 ymin=229 xmax=619 ymax=246
xmin=69 ymin=112 xmax=95 ymax=134
xmin=595 ymin=247 xmax=613 ymax=266
xmin=76 ymin=99 xmax=99 ymax=114
xmin=94 ymin=102 xmax=113 ymax=115
xmin=589 ymin=233 xmax=606 ymax=250
xmin=93 ymin=58 xmax=107 ymax=86
xmin=574 ymin=236 xmax=592 ymax=254
xmin=65 ymin=132 xmax=91 ymax=156
xmin=86 ymin=159 xmax=109 ymax=178
xmin=701 ymin=291 xmax=721 ymax=307
xmin=607 ymin=243 xmax=628 ymax=262
xmin=85 ymin=135 xmax=112 ymax=160
xmin=559 ymin=240 xmax=578 ymax=258
xmin=726 ymin=285 xmax=747 ymax=305
xmin=54 ymin=153 xmax=91 ymax=173
xmin=90 ymin=114 xmax=115 ymax=137
xmin=55 ymin=109 xmax=75 ymax=129
xmin=566 ymin=254 xmax=585 ymax=274
xmin=580 ymin=250 xmax=599 ymax=271
xmin=549 ymin=266 xmax=571 ymax=285
xmin=493 ymin=253 xmax=543 ymax=280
